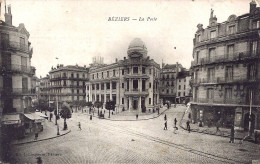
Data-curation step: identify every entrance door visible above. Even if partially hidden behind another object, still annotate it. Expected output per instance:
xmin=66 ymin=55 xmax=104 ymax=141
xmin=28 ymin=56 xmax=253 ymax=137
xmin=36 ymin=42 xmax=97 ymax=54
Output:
xmin=133 ymin=100 xmax=138 ymax=110
xmin=244 ymin=113 xmax=255 ymax=132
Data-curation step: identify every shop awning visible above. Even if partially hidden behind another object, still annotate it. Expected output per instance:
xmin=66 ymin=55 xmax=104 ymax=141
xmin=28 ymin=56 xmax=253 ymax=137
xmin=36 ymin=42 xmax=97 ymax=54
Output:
xmin=24 ymin=113 xmax=45 ymax=123
xmin=2 ymin=114 xmax=21 ymax=125
xmin=35 ymin=112 xmax=48 ymax=118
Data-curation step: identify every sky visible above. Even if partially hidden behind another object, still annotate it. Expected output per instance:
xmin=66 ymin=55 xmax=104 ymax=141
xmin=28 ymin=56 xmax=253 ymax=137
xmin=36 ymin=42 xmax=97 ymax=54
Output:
xmin=0 ymin=0 xmax=256 ymax=77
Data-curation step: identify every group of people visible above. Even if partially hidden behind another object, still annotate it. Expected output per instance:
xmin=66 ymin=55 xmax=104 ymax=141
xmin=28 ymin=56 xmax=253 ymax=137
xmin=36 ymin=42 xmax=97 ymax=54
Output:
xmin=163 ymin=114 xmax=178 ymax=134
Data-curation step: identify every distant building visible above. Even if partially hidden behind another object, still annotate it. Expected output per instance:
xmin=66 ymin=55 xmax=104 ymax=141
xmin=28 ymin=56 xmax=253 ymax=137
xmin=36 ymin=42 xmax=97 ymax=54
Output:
xmin=86 ymin=38 xmax=161 ymax=113
xmin=176 ymin=70 xmax=192 ymax=104
xmin=190 ymin=1 xmax=260 ymax=131
xmin=38 ymin=75 xmax=50 ymax=102
xmin=48 ymin=64 xmax=89 ymax=103
xmin=0 ymin=5 xmax=42 ymax=140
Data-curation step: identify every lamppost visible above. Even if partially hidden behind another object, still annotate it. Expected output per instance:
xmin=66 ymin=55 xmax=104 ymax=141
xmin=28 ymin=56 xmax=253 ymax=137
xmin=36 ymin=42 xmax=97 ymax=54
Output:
xmin=57 ymin=123 xmax=60 ymax=135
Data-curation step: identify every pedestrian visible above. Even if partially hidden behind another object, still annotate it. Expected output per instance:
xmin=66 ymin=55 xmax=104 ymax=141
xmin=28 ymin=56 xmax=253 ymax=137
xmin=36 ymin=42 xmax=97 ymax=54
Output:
xmin=157 ymin=107 xmax=160 ymax=115
xmin=36 ymin=157 xmax=42 ymax=164
xmin=90 ymin=114 xmax=92 ymax=120
xmin=229 ymin=125 xmax=235 ymax=143
xmin=164 ymin=114 xmax=167 ymax=121
xmin=216 ymin=120 xmax=221 ymax=133
xmin=34 ymin=132 xmax=38 ymax=140
xmin=136 ymin=114 xmax=138 ymax=120
xmin=78 ymin=122 xmax=81 ymax=131
xmin=174 ymin=118 xmax=177 ymax=127
xmin=164 ymin=120 xmax=168 ymax=130
xmin=186 ymin=120 xmax=191 ymax=133
xmin=50 ymin=113 xmax=53 ymax=122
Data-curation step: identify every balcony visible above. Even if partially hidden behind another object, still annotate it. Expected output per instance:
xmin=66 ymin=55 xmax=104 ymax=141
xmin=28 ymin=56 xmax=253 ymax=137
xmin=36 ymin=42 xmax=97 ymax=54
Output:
xmin=1 ymin=88 xmax=36 ymax=96
xmin=124 ymin=74 xmax=149 ymax=79
xmin=0 ymin=64 xmax=35 ymax=75
xmin=1 ymin=41 xmax=29 ymax=53
xmin=193 ymin=98 xmax=260 ymax=106
xmin=50 ymin=76 xmax=67 ymax=81
xmin=191 ymin=51 xmax=259 ymax=67
xmin=194 ymin=76 xmax=258 ymax=85
xmin=124 ymin=88 xmax=149 ymax=96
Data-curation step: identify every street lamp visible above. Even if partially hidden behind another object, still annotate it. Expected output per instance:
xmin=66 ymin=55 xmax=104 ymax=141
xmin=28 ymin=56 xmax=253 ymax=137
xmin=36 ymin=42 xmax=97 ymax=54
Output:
xmin=57 ymin=123 xmax=60 ymax=135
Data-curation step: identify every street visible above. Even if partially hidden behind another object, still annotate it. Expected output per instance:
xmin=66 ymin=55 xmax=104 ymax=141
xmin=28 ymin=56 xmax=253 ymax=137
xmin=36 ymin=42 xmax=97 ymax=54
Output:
xmin=9 ymin=106 xmax=260 ymax=164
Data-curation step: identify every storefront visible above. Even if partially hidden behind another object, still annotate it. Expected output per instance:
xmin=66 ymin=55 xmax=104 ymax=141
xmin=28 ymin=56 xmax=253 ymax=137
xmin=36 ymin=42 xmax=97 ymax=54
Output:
xmin=24 ymin=113 xmax=45 ymax=134
xmin=2 ymin=114 xmax=24 ymax=140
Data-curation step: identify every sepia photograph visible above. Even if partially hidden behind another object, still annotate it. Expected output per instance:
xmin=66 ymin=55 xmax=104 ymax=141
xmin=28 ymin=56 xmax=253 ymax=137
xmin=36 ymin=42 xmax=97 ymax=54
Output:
xmin=0 ymin=0 xmax=260 ymax=163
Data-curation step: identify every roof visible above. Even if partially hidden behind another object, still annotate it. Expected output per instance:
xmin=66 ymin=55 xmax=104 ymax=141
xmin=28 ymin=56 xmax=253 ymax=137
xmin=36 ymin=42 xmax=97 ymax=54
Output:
xmin=2 ymin=114 xmax=21 ymax=125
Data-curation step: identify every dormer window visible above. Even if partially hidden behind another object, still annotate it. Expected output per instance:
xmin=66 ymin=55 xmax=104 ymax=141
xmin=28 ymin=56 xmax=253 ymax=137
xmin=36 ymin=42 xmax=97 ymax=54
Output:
xmin=228 ymin=25 xmax=235 ymax=35
xmin=210 ymin=30 xmax=216 ymax=38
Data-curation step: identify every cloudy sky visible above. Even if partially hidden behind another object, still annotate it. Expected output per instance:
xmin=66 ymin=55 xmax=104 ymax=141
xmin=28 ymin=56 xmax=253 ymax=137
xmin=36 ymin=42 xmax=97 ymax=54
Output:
xmin=0 ymin=0 xmax=256 ymax=77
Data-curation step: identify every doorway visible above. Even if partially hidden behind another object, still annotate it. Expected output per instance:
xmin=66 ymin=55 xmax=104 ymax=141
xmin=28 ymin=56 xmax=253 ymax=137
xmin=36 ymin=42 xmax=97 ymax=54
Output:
xmin=133 ymin=99 xmax=138 ymax=110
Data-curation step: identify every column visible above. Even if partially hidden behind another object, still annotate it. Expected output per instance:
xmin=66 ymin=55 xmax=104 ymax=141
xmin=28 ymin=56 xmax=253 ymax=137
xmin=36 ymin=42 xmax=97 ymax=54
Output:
xmin=104 ymin=82 xmax=107 ymax=102
xmin=110 ymin=81 xmax=112 ymax=101
xmin=138 ymin=96 xmax=142 ymax=113
xmin=116 ymin=81 xmax=120 ymax=105
xmin=138 ymin=79 xmax=141 ymax=91
xmin=89 ymin=84 xmax=92 ymax=102
xmin=94 ymin=83 xmax=97 ymax=102
xmin=126 ymin=97 xmax=129 ymax=110
xmin=129 ymin=97 xmax=132 ymax=112
xmin=99 ymin=82 xmax=101 ymax=102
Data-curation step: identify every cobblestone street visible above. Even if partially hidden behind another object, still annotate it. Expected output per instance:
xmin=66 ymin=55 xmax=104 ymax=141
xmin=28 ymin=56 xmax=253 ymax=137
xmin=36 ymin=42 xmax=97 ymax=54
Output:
xmin=9 ymin=106 xmax=260 ymax=163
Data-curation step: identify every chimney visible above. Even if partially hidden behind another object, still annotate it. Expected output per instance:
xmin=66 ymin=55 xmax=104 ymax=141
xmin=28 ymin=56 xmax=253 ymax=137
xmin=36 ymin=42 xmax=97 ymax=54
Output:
xmin=5 ymin=5 xmax=12 ymax=25
xmin=250 ymin=0 xmax=257 ymax=13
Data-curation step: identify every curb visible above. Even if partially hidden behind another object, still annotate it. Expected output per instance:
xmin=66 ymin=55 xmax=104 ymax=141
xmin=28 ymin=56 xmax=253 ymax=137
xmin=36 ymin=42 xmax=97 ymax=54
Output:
xmin=12 ymin=130 xmax=71 ymax=146
xmin=89 ymin=107 xmax=169 ymax=121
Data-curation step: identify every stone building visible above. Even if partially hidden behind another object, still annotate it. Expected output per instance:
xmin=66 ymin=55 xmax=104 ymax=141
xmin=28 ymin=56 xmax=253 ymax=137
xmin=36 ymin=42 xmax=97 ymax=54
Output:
xmin=190 ymin=1 xmax=260 ymax=131
xmin=48 ymin=64 xmax=89 ymax=103
xmin=176 ymin=70 xmax=192 ymax=104
xmin=38 ymin=75 xmax=50 ymax=102
xmin=159 ymin=63 xmax=182 ymax=104
xmin=86 ymin=38 xmax=160 ymax=113
xmin=0 ymin=5 xmax=42 ymax=139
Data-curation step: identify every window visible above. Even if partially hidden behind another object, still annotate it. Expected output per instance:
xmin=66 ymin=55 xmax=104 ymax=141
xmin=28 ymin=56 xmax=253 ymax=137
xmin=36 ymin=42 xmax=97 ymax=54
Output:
xmin=102 ymin=72 xmax=103 ymax=78
xmin=71 ymin=73 xmax=74 ymax=78
xmin=149 ymin=69 xmax=152 ymax=74
xmin=77 ymin=81 xmax=79 ymax=86
xmin=179 ymin=85 xmax=181 ymax=90
xmin=122 ymin=98 xmax=124 ymax=104
xmin=106 ymin=83 xmax=110 ymax=89
xmin=133 ymin=67 xmax=138 ymax=74
xmin=208 ymin=68 xmax=215 ymax=83
xmin=83 ymin=74 xmax=85 ymax=78
xmin=101 ymin=83 xmax=104 ymax=90
xmin=209 ymin=48 xmax=215 ymax=62
xmin=248 ymin=64 xmax=256 ymax=80
xmin=87 ymin=86 xmax=89 ymax=90
xmin=77 ymin=73 xmax=79 ymax=78
xmin=227 ymin=45 xmax=234 ymax=59
xmin=92 ymin=84 xmax=95 ymax=90
xmin=97 ymin=73 xmax=99 ymax=78
xmin=122 ymin=83 xmax=124 ymax=88
xmin=113 ymin=70 xmax=115 ymax=76
xmin=96 ymin=84 xmax=99 ymax=90
xmin=210 ymin=30 xmax=216 ymax=38
xmin=167 ymin=75 xmax=169 ymax=79
xmin=184 ymin=85 xmax=186 ymax=90
xmin=184 ymin=79 xmax=186 ymax=82
xmin=149 ymin=98 xmax=151 ymax=104
xmin=63 ymin=80 xmax=66 ymax=86
xmin=142 ymin=67 xmax=146 ymax=74
xmin=107 ymin=71 xmax=109 ymax=77
xmin=149 ymin=82 xmax=151 ymax=88
xmin=178 ymin=92 xmax=181 ymax=96
xmin=228 ymin=25 xmax=235 ymax=34
xmin=77 ymin=89 xmax=79 ymax=94
xmin=225 ymin=66 xmax=233 ymax=82
xmin=22 ymin=77 xmax=28 ymax=93
xmin=112 ymin=82 xmax=116 ymax=89
xmin=72 ymin=89 xmax=74 ymax=93
xmin=251 ymin=41 xmax=258 ymax=55
xmin=20 ymin=37 xmax=25 ymax=49
xmin=167 ymin=89 xmax=169 ymax=94
xmin=21 ymin=56 xmax=27 ymax=69
xmin=184 ymin=92 xmax=186 ymax=96
xmin=92 ymin=74 xmax=94 ymax=79
xmin=179 ymin=79 xmax=181 ymax=82
xmin=207 ymin=88 xmax=214 ymax=99
xmin=196 ymin=51 xmax=200 ymax=64
xmin=122 ymin=69 xmax=124 ymax=75
xmin=225 ymin=88 xmax=232 ymax=99
xmin=83 ymin=89 xmax=86 ymax=93
xmin=197 ymin=34 xmax=201 ymax=42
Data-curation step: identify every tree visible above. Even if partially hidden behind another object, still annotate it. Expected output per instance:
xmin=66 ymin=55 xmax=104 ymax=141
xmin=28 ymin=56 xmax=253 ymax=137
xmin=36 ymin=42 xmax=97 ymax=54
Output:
xmin=78 ymin=100 xmax=88 ymax=113
xmin=60 ymin=102 xmax=72 ymax=130
xmin=105 ymin=100 xmax=115 ymax=118
xmin=94 ymin=101 xmax=103 ymax=116
xmin=86 ymin=102 xmax=93 ymax=114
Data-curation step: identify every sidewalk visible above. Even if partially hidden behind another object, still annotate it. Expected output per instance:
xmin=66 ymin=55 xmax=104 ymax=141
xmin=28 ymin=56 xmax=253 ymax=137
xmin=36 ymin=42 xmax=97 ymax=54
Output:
xmin=180 ymin=106 xmax=248 ymax=140
xmin=76 ymin=106 xmax=169 ymax=121
xmin=12 ymin=117 xmax=70 ymax=145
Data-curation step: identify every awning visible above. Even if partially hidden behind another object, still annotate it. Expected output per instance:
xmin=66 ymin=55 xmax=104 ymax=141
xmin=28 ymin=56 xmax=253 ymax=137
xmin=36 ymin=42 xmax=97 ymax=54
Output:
xmin=24 ymin=113 xmax=45 ymax=123
xmin=35 ymin=112 xmax=48 ymax=119
xmin=2 ymin=114 xmax=21 ymax=125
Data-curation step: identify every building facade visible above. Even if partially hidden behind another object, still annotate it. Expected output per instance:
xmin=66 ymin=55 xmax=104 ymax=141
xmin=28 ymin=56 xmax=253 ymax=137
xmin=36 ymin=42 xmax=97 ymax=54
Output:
xmin=190 ymin=2 xmax=260 ymax=131
xmin=159 ymin=63 xmax=182 ymax=104
xmin=48 ymin=64 xmax=89 ymax=103
xmin=86 ymin=38 xmax=160 ymax=113
xmin=176 ymin=70 xmax=192 ymax=104
xmin=38 ymin=75 xmax=50 ymax=102
xmin=0 ymin=5 xmax=40 ymax=140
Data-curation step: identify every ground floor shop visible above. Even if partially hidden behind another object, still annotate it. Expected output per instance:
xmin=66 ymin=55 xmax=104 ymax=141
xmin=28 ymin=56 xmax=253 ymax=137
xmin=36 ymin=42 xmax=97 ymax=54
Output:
xmin=190 ymin=104 xmax=260 ymax=131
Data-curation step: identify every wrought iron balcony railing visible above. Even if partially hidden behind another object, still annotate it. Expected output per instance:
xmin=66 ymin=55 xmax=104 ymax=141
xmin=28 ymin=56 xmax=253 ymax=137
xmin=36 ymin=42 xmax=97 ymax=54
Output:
xmin=1 ymin=41 xmax=29 ymax=52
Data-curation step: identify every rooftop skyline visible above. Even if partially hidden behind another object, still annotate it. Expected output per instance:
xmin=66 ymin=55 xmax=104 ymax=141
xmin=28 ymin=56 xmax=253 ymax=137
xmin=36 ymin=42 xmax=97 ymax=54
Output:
xmin=0 ymin=0 xmax=255 ymax=77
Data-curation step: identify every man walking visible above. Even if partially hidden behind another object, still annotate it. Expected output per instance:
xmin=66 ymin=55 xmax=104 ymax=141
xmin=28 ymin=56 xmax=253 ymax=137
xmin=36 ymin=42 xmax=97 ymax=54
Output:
xmin=164 ymin=114 xmax=167 ymax=121
xmin=78 ymin=122 xmax=81 ymax=131
xmin=174 ymin=118 xmax=177 ymax=128
xmin=34 ymin=132 xmax=38 ymax=140
xmin=229 ymin=124 xmax=235 ymax=143
xmin=186 ymin=120 xmax=191 ymax=133
xmin=164 ymin=120 xmax=168 ymax=130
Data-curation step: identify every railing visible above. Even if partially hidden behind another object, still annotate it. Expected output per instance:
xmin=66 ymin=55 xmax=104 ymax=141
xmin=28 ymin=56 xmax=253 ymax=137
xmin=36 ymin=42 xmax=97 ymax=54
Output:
xmin=0 ymin=64 xmax=34 ymax=74
xmin=124 ymin=88 xmax=149 ymax=95
xmin=194 ymin=98 xmax=260 ymax=105
xmin=192 ymin=51 xmax=259 ymax=67
xmin=1 ymin=40 xmax=29 ymax=52
xmin=0 ymin=88 xmax=36 ymax=95
xmin=194 ymin=76 xmax=257 ymax=85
